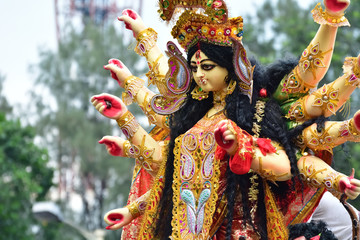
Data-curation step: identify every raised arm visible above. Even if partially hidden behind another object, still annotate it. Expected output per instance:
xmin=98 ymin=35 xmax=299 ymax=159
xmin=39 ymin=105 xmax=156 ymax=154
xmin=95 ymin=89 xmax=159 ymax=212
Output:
xmin=286 ymin=54 xmax=360 ymax=121
xmin=91 ymin=93 xmax=163 ymax=176
xmin=118 ymin=9 xmax=169 ymax=77
xmin=274 ymin=0 xmax=350 ymax=102
xmin=104 ymin=59 xmax=170 ymax=130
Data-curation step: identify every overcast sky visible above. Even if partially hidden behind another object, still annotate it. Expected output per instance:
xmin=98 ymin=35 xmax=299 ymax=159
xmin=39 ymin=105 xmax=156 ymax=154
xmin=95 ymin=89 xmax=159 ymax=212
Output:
xmin=0 ymin=0 xmax=313 ymax=112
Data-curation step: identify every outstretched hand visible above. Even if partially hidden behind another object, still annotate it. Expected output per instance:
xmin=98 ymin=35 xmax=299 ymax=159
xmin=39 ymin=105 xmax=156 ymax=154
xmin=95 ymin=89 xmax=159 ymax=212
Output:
xmin=214 ymin=120 xmax=237 ymax=155
xmin=91 ymin=93 xmax=127 ymax=119
xmin=99 ymin=136 xmax=127 ymax=157
xmin=324 ymin=0 xmax=350 ymax=16
xmin=117 ymin=9 xmax=146 ymax=38
xmin=104 ymin=58 xmax=132 ymax=88
xmin=104 ymin=207 xmax=134 ymax=230
xmin=339 ymin=169 xmax=360 ymax=200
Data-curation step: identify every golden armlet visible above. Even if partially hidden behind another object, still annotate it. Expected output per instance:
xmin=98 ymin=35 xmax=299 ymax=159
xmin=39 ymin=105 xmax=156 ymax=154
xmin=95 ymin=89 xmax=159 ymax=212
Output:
xmin=135 ymin=28 xmax=158 ymax=57
xmin=116 ymin=111 xmax=140 ymax=139
xmin=122 ymin=75 xmax=145 ymax=105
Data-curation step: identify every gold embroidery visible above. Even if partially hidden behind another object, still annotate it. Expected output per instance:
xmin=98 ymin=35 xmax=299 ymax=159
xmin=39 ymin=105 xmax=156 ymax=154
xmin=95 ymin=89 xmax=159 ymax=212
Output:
xmin=171 ymin=114 xmax=223 ymax=239
xmin=264 ymin=181 xmax=288 ymax=239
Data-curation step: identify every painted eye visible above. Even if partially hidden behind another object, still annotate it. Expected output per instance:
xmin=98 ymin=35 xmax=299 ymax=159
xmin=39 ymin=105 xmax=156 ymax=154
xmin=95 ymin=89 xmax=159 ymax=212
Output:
xmin=190 ymin=65 xmax=197 ymax=73
xmin=202 ymin=64 xmax=216 ymax=71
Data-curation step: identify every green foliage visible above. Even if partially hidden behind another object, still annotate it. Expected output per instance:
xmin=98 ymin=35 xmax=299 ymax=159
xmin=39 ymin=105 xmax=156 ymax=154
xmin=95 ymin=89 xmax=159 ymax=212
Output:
xmin=29 ymin=21 xmax=146 ymax=237
xmin=0 ymin=113 xmax=53 ymax=239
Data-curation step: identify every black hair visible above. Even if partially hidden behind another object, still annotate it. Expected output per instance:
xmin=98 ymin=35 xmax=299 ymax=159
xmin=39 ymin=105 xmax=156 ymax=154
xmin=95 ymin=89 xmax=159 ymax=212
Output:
xmin=288 ymin=220 xmax=338 ymax=240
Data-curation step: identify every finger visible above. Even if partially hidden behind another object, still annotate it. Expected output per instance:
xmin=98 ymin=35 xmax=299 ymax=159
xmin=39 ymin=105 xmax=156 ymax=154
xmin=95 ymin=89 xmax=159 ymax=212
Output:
xmin=224 ymin=134 xmax=236 ymax=141
xmin=345 ymin=189 xmax=358 ymax=200
xmin=122 ymin=9 xmax=138 ymax=20
xmin=92 ymin=99 xmax=99 ymax=107
xmin=105 ymin=222 xmax=123 ymax=230
xmin=350 ymin=178 xmax=360 ymax=187
xmin=99 ymin=105 xmax=106 ymax=113
xmin=108 ymin=58 xmax=124 ymax=68
xmin=95 ymin=102 xmax=104 ymax=111
xmin=117 ymin=15 xmax=133 ymax=30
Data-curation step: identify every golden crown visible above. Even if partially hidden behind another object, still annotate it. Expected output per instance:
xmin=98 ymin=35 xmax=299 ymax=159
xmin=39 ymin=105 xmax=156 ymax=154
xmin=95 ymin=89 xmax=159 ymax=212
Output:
xmin=158 ymin=0 xmax=244 ymax=51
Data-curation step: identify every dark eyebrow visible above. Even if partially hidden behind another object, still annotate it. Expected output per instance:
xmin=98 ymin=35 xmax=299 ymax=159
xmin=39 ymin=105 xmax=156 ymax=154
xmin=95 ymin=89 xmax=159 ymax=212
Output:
xmin=190 ymin=59 xmax=213 ymax=64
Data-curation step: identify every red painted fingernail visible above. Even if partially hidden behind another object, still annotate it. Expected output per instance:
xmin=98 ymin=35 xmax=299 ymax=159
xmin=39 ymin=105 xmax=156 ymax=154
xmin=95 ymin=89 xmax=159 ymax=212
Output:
xmin=106 ymin=225 xmax=114 ymax=230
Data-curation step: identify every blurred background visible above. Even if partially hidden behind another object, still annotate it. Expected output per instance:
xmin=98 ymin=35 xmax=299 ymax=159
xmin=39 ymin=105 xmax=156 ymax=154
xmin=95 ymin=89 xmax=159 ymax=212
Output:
xmin=0 ymin=0 xmax=359 ymax=239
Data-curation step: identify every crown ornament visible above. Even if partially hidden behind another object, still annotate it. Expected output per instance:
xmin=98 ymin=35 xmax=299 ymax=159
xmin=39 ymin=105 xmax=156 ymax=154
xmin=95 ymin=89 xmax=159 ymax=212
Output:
xmin=158 ymin=0 xmax=244 ymax=51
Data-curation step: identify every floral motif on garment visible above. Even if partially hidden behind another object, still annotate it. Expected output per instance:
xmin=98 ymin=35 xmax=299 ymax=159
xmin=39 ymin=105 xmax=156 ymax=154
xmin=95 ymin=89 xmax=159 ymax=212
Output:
xmin=171 ymin=113 xmax=223 ymax=239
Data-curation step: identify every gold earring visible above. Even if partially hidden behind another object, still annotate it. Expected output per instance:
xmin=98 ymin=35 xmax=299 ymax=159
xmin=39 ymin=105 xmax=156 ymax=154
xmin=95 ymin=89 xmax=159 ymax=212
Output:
xmin=191 ymin=85 xmax=209 ymax=100
xmin=226 ymin=79 xmax=236 ymax=95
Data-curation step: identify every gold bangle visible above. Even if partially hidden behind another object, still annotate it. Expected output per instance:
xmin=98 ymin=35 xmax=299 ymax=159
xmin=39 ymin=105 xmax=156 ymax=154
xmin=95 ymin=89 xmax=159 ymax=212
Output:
xmin=126 ymin=202 xmax=141 ymax=218
xmin=122 ymin=76 xmax=145 ymax=105
xmin=311 ymin=3 xmax=350 ymax=27
xmin=135 ymin=28 xmax=158 ymax=57
xmin=116 ymin=111 xmax=140 ymax=139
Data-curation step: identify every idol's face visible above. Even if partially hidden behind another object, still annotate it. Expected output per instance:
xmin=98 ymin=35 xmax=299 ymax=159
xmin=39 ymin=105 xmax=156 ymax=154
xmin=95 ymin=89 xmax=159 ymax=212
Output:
xmin=190 ymin=50 xmax=229 ymax=92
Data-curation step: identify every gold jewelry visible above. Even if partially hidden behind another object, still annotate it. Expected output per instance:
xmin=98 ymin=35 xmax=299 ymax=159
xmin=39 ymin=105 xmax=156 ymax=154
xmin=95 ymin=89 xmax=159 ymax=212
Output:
xmin=348 ymin=118 xmax=360 ymax=137
xmin=146 ymin=53 xmax=165 ymax=86
xmin=286 ymin=96 xmax=311 ymax=122
xmin=312 ymin=3 xmax=350 ymax=27
xmin=252 ymin=99 xmax=266 ymax=138
xmin=162 ymin=5 xmax=243 ymax=51
xmin=135 ymin=28 xmax=158 ymax=57
xmin=281 ymin=66 xmax=314 ymax=95
xmin=123 ymin=140 xmax=133 ymax=158
xmin=299 ymin=157 xmax=346 ymax=197
xmin=256 ymin=157 xmax=290 ymax=186
xmin=343 ymin=57 xmax=360 ymax=87
xmin=303 ymin=122 xmax=337 ymax=154
xmin=116 ymin=111 xmax=140 ymax=139
xmin=312 ymin=82 xmax=339 ymax=115
xmin=122 ymin=75 xmax=145 ymax=105
xmin=132 ymin=135 xmax=156 ymax=173
xmin=299 ymin=42 xmax=332 ymax=79
xmin=212 ymin=79 xmax=236 ymax=107
xmin=126 ymin=190 xmax=150 ymax=218
xmin=191 ymin=85 xmax=209 ymax=100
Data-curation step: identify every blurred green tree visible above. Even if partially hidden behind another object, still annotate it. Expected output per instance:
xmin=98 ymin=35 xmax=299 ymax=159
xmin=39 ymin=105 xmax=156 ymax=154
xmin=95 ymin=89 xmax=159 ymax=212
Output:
xmin=0 ymin=75 xmax=54 ymax=239
xmin=28 ymin=21 xmax=147 ymax=238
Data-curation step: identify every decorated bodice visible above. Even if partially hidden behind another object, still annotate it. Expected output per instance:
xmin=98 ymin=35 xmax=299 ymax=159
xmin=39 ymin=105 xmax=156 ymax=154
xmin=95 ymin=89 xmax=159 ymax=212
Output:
xmin=171 ymin=112 xmax=226 ymax=239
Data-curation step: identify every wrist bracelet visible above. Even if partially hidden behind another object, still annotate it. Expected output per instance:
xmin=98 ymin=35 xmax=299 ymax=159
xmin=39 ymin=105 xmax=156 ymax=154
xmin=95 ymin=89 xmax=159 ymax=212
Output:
xmin=122 ymin=75 xmax=145 ymax=105
xmin=312 ymin=3 xmax=350 ymax=27
xmin=135 ymin=28 xmax=158 ymax=57
xmin=116 ymin=111 xmax=140 ymax=139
